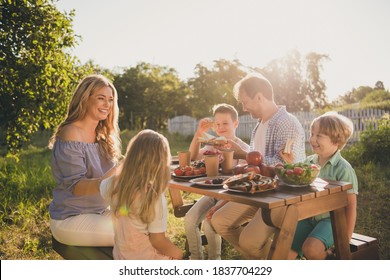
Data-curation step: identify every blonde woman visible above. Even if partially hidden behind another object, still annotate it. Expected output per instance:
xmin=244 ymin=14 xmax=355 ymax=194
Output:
xmin=48 ymin=74 xmax=121 ymax=246
xmin=100 ymin=129 xmax=183 ymax=260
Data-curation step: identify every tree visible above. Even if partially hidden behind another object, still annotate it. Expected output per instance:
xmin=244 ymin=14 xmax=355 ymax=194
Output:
xmin=0 ymin=0 xmax=82 ymax=153
xmin=262 ymin=49 xmax=329 ymax=112
xmin=302 ymin=52 xmax=329 ymax=109
xmin=375 ymin=81 xmax=385 ymax=90
xmin=187 ymin=59 xmax=246 ymax=118
xmin=114 ymin=62 xmax=190 ymax=130
xmin=264 ymin=50 xmax=310 ymax=111
xmin=335 ymin=86 xmax=373 ymax=105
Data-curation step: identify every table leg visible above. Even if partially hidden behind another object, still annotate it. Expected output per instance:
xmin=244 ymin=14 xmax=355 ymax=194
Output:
xmin=263 ymin=205 xmax=298 ymax=260
xmin=330 ymin=207 xmax=352 ymax=259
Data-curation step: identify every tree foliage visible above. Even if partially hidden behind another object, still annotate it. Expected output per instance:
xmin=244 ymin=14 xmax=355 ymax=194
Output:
xmin=335 ymin=86 xmax=374 ymax=105
xmin=332 ymin=81 xmax=390 ymax=110
xmin=187 ymin=59 xmax=246 ymax=118
xmin=114 ymin=62 xmax=190 ymax=130
xmin=0 ymin=0 xmax=83 ymax=153
xmin=262 ymin=49 xmax=329 ymax=112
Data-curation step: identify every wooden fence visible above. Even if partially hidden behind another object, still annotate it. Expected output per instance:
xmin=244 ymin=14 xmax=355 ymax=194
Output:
xmin=168 ymin=108 xmax=389 ymax=143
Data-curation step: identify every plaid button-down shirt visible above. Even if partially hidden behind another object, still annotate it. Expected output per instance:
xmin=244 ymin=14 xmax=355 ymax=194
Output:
xmin=250 ymin=106 xmax=306 ymax=165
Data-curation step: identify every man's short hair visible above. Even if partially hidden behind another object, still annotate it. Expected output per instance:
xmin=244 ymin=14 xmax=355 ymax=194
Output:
xmin=233 ymin=73 xmax=274 ymax=101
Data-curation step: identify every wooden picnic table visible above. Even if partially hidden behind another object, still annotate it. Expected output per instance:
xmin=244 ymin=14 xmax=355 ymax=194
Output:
xmin=168 ymin=176 xmax=353 ymax=260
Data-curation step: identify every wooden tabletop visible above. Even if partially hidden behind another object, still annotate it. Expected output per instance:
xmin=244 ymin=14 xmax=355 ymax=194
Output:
xmin=169 ymin=177 xmax=352 ymax=209
xmin=169 ymin=177 xmax=353 ymax=259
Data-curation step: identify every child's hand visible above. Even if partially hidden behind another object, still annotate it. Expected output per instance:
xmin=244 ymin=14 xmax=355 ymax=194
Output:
xmin=279 ymin=148 xmax=294 ymax=164
xmin=197 ymin=118 xmax=214 ymax=134
xmin=205 ymin=206 xmax=218 ymax=220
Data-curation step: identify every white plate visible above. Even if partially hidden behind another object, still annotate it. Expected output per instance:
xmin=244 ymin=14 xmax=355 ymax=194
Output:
xmin=223 ymin=184 xmax=277 ymax=194
xmin=171 ymin=173 xmax=206 ymax=180
xmin=189 ymin=176 xmax=231 ymax=187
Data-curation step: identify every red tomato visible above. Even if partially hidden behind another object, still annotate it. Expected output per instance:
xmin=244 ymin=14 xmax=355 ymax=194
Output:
xmin=246 ymin=151 xmax=263 ymax=166
xmin=311 ymin=164 xmax=320 ymax=170
xmin=184 ymin=166 xmax=193 ymax=172
xmin=293 ymin=166 xmax=304 ymax=175
xmin=286 ymin=169 xmax=295 ymax=176
xmin=199 ymin=167 xmax=206 ymax=174
xmin=174 ymin=168 xmax=184 ymax=176
xmin=184 ymin=170 xmax=194 ymax=176
xmin=193 ymin=168 xmax=201 ymax=175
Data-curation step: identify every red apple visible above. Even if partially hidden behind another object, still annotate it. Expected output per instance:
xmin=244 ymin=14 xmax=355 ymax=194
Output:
xmin=260 ymin=163 xmax=276 ymax=178
xmin=246 ymin=151 xmax=263 ymax=166
xmin=244 ymin=164 xmax=261 ymax=174
xmin=233 ymin=164 xmax=247 ymax=175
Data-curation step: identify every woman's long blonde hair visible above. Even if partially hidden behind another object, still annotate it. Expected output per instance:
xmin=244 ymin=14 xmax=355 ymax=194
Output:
xmin=110 ymin=129 xmax=171 ymax=224
xmin=48 ymin=74 xmax=121 ymax=162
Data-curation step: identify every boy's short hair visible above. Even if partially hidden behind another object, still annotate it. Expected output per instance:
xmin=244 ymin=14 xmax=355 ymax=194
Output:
xmin=311 ymin=111 xmax=354 ymax=150
xmin=212 ymin=103 xmax=238 ymax=121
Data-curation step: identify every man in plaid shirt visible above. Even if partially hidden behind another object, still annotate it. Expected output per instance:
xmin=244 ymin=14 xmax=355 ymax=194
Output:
xmin=211 ymin=73 xmax=306 ymax=259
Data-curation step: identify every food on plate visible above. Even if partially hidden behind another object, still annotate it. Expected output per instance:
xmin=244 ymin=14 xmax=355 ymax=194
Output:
xmin=246 ymin=151 xmax=263 ymax=166
xmin=204 ymin=178 xmax=225 ymax=184
xmin=275 ymin=162 xmax=320 ymax=186
xmin=198 ymin=132 xmax=227 ymax=146
xmin=224 ymin=172 xmax=278 ymax=194
xmin=243 ymin=164 xmax=261 ymax=174
xmin=173 ymin=160 xmax=206 ymax=177
xmin=203 ymin=150 xmax=220 ymax=156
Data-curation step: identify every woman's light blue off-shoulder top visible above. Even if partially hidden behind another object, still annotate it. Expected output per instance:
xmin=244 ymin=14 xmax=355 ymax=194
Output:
xmin=49 ymin=139 xmax=115 ymax=220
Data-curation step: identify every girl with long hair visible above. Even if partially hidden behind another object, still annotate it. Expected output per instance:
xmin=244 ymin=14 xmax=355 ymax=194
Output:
xmin=100 ymin=129 xmax=183 ymax=259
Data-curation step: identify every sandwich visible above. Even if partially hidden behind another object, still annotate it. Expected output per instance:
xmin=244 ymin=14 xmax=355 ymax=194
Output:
xmin=197 ymin=132 xmax=227 ymax=146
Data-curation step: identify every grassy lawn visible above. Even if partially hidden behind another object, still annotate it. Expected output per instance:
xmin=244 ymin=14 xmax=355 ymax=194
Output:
xmin=0 ymin=130 xmax=389 ymax=260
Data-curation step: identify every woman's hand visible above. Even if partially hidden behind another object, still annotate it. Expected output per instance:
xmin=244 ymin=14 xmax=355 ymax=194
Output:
xmin=72 ymin=165 xmax=118 ymax=196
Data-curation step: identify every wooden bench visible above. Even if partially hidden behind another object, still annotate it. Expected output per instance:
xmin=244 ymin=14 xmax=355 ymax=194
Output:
xmin=52 ymin=236 xmax=113 ymax=260
xmin=349 ymin=233 xmax=379 ymax=260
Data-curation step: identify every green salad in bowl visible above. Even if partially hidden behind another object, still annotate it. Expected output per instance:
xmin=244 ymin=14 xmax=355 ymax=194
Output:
xmin=275 ymin=162 xmax=320 ymax=187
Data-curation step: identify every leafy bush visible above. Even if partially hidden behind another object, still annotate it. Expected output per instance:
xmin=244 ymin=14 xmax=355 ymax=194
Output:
xmin=359 ymin=113 xmax=390 ymax=165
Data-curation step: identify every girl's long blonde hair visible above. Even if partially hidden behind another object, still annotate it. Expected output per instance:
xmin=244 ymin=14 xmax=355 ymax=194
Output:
xmin=110 ymin=129 xmax=171 ymax=224
xmin=48 ymin=74 xmax=121 ymax=162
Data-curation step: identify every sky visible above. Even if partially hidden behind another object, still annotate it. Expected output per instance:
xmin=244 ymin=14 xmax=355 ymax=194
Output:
xmin=55 ymin=0 xmax=390 ymax=102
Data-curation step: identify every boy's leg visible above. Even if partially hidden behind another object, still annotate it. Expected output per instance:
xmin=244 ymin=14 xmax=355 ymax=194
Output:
xmin=184 ymin=196 xmax=218 ymax=260
xmin=203 ymin=218 xmax=221 ymax=260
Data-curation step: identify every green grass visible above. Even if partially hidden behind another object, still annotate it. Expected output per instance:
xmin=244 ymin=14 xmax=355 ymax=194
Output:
xmin=0 ymin=130 xmax=389 ymax=259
